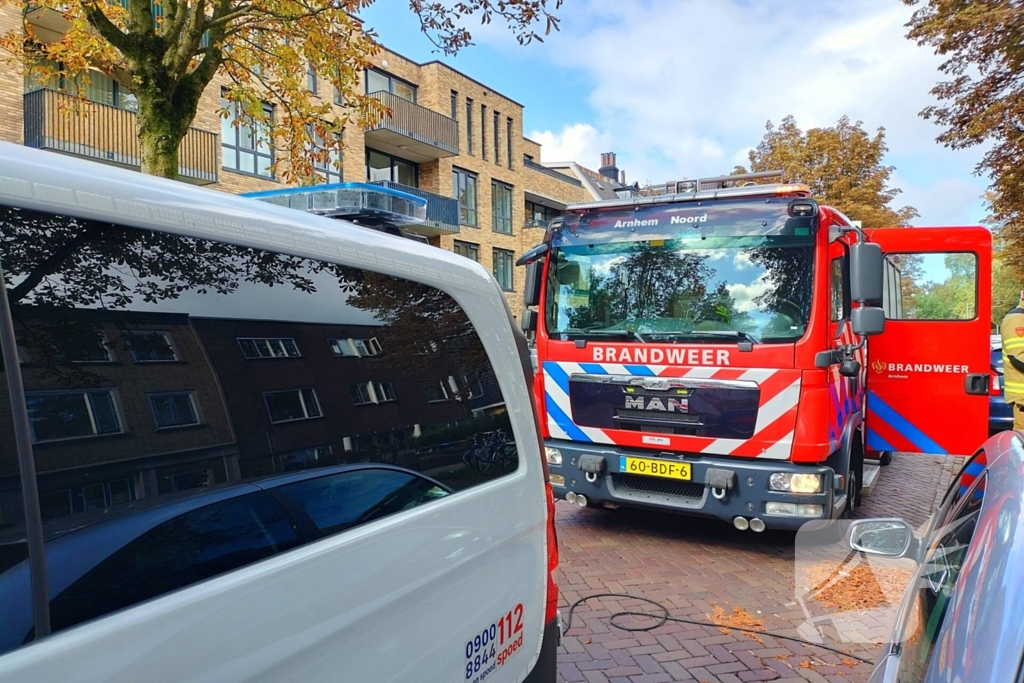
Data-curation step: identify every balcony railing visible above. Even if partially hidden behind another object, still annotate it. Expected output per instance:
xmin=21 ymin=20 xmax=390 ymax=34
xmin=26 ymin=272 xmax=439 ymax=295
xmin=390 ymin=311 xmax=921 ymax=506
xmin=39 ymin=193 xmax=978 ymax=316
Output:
xmin=524 ymin=218 xmax=551 ymax=229
xmin=371 ymin=180 xmax=459 ymax=235
xmin=23 ymin=88 xmax=218 ymax=184
xmin=365 ymin=91 xmax=459 ymax=160
xmin=523 ymin=157 xmax=583 ymax=187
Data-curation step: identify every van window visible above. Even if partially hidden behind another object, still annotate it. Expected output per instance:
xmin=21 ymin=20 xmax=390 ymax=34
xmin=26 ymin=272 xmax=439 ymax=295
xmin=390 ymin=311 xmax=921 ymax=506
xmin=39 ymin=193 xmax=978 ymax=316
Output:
xmin=46 ymin=492 xmax=300 ymax=636
xmin=0 ymin=205 xmax=515 ymax=650
xmin=276 ymin=468 xmax=448 ymax=537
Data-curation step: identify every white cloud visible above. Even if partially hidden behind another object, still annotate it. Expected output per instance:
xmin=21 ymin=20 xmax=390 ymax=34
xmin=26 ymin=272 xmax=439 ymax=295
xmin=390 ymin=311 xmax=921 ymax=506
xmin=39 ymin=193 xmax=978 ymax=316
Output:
xmin=733 ymin=252 xmax=755 ymax=271
xmin=727 ymin=276 xmax=771 ymax=313
xmin=482 ymin=0 xmax=988 ymax=223
xmin=527 ymin=122 xmax=609 ymax=164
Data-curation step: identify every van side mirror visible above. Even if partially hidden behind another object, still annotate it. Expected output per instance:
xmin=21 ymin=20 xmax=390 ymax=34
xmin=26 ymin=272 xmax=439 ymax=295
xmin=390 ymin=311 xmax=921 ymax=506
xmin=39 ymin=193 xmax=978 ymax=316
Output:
xmin=847 ymin=518 xmax=913 ymax=558
xmin=523 ymin=261 xmax=543 ymax=307
xmin=851 ymin=306 xmax=885 ymax=336
xmin=850 ymin=242 xmax=883 ymax=303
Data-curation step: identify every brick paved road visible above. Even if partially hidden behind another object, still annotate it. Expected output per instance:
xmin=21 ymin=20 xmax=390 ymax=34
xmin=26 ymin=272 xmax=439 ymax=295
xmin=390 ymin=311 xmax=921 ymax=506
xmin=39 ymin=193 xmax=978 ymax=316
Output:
xmin=554 ymin=452 xmax=964 ymax=683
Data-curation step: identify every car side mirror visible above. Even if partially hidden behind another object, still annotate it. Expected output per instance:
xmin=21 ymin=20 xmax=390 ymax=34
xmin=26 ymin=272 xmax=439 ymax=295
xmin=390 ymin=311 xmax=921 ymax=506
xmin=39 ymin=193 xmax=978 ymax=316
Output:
xmin=847 ymin=518 xmax=914 ymax=558
xmin=851 ymin=306 xmax=885 ymax=336
xmin=850 ymin=241 xmax=883 ymax=304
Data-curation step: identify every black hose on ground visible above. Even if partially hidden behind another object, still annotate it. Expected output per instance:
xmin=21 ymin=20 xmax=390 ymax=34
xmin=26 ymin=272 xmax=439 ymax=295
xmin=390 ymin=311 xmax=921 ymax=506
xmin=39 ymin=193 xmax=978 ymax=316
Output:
xmin=562 ymin=592 xmax=875 ymax=665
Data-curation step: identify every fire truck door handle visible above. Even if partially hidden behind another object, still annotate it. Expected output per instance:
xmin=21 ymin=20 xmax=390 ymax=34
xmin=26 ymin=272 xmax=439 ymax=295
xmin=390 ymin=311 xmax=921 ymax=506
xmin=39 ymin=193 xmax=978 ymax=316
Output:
xmin=964 ymin=373 xmax=989 ymax=396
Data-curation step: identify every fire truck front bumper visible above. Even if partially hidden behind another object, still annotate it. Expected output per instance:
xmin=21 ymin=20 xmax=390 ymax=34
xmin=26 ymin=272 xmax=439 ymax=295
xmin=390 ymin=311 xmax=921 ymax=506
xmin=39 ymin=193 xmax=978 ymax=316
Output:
xmin=545 ymin=440 xmax=843 ymax=532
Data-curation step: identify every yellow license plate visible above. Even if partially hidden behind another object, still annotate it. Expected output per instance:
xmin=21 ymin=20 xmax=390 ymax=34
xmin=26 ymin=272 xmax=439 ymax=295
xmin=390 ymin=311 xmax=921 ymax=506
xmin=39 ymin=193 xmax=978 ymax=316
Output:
xmin=619 ymin=456 xmax=691 ymax=480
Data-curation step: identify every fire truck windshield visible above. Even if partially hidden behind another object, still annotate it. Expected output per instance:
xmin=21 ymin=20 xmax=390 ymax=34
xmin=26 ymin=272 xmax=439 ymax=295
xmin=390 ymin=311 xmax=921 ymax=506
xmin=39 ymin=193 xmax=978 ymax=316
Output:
xmin=545 ymin=234 xmax=814 ymax=344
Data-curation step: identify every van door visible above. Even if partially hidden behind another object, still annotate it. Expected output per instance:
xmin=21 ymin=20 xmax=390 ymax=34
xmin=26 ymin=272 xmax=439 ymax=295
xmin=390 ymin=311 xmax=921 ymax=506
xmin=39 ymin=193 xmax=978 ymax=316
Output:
xmin=863 ymin=227 xmax=992 ymax=456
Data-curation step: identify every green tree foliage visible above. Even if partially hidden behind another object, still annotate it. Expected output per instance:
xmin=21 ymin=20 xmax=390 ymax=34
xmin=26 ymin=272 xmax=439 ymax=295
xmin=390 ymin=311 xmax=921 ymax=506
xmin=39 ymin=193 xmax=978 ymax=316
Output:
xmin=0 ymin=0 xmax=562 ymax=181
xmin=903 ymin=0 xmax=1024 ymax=277
xmin=736 ymin=115 xmax=918 ymax=228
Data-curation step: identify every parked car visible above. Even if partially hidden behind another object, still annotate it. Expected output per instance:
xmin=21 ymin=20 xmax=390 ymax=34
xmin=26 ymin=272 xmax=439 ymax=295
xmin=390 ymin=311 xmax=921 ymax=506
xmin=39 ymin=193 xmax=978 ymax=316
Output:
xmin=990 ymin=333 xmax=1013 ymax=433
xmin=0 ymin=143 xmax=558 ymax=682
xmin=846 ymin=429 xmax=1024 ymax=683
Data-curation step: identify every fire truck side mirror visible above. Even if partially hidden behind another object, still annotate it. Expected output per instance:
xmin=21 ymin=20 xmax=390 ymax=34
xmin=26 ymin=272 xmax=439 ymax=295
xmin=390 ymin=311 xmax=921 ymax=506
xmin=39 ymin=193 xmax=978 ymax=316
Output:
xmin=850 ymin=242 xmax=883 ymax=304
xmin=521 ymin=309 xmax=538 ymax=333
xmin=523 ymin=261 xmax=543 ymax=307
xmin=851 ymin=306 xmax=885 ymax=337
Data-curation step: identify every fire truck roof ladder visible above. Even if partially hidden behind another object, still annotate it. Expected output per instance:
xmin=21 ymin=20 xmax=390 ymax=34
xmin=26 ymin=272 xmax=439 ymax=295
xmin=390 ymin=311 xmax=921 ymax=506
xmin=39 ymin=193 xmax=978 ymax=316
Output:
xmin=566 ymin=169 xmax=812 ymax=212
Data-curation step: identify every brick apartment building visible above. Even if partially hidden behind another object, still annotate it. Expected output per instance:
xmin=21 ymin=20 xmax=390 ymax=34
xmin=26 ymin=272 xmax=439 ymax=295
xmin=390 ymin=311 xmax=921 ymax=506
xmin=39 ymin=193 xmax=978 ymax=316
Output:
xmin=0 ymin=6 xmax=627 ymax=319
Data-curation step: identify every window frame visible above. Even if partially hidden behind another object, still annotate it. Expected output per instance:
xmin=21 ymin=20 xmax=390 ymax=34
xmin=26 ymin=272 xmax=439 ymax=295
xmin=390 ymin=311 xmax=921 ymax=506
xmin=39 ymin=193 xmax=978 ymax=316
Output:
xmin=453 ymin=167 xmax=478 ymax=227
xmin=481 ymin=104 xmax=487 ymax=161
xmin=829 ymin=256 xmax=850 ymax=323
xmin=238 ymin=337 xmax=302 ymax=359
xmin=328 ymin=337 xmax=381 ymax=358
xmin=306 ymin=63 xmax=318 ymax=95
xmin=424 ymin=380 xmax=451 ymax=403
xmin=25 ymin=389 xmax=124 ymax=443
xmin=148 ymin=391 xmax=201 ymax=429
xmin=493 ymin=248 xmax=515 ymax=292
xmin=310 ymin=126 xmax=342 ymax=184
xmin=884 ymin=251 xmax=978 ymax=322
xmin=220 ymin=94 xmax=275 ymax=179
xmin=453 ymin=240 xmax=480 ymax=261
xmin=466 ymin=98 xmax=474 ymax=155
xmin=125 ymin=331 xmax=178 ymax=363
xmin=263 ymin=387 xmax=323 ymax=424
xmin=450 ymin=90 xmax=458 ymax=119
xmin=493 ymin=110 xmax=500 ymax=166
xmin=506 ymin=117 xmax=513 ymax=170
xmin=364 ymin=68 xmax=417 ymax=102
xmin=365 ymin=148 xmax=418 ymax=187
xmin=491 ymin=180 xmax=513 ymax=235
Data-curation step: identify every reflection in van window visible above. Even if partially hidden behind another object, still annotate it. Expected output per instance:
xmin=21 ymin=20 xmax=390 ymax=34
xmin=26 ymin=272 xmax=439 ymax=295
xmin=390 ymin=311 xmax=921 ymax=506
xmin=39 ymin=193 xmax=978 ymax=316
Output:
xmin=883 ymin=252 xmax=977 ymax=321
xmin=0 ymin=206 xmax=516 ymax=650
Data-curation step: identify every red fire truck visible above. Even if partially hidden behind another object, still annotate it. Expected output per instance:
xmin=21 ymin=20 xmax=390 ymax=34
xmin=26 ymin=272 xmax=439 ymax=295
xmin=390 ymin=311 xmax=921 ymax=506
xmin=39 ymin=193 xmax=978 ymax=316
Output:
xmin=517 ymin=171 xmax=992 ymax=531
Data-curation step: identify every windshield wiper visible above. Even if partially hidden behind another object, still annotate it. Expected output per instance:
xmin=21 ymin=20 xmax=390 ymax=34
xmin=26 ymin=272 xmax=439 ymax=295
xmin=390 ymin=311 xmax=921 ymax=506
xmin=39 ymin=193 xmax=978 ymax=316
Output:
xmin=653 ymin=330 xmax=760 ymax=345
xmin=564 ymin=329 xmax=649 ymax=343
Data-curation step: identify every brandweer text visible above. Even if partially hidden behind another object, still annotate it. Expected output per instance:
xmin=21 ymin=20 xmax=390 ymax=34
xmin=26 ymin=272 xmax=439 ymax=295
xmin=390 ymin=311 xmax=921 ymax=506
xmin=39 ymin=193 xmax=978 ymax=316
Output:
xmin=593 ymin=346 xmax=730 ymax=365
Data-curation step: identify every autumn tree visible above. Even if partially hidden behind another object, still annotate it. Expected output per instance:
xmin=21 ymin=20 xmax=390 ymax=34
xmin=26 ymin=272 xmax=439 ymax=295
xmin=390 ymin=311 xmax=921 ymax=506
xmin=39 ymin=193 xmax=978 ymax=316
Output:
xmin=903 ymin=1 xmax=1024 ymax=275
xmin=0 ymin=0 xmax=562 ymax=181
xmin=735 ymin=115 xmax=918 ymax=228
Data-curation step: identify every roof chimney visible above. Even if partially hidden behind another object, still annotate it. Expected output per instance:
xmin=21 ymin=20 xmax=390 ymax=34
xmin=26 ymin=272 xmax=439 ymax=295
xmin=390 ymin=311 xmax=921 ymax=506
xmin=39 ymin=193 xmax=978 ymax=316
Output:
xmin=598 ymin=152 xmax=619 ymax=181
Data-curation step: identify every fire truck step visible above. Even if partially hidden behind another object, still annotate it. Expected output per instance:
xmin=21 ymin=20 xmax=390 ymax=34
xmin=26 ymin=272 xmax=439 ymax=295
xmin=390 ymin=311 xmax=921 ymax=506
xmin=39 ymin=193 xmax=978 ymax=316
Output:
xmin=860 ymin=462 xmax=881 ymax=497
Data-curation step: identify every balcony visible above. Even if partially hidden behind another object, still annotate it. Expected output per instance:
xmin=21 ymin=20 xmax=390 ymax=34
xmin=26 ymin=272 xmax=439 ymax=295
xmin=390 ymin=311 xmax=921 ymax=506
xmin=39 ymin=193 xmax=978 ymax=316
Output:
xmin=23 ymin=89 xmax=218 ymax=184
xmin=371 ymin=180 xmax=459 ymax=235
xmin=365 ymin=91 xmax=459 ymax=162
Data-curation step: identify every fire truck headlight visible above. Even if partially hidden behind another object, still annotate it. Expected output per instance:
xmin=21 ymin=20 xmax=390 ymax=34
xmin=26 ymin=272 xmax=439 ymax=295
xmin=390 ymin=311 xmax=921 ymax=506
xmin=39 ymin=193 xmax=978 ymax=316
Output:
xmin=769 ymin=472 xmax=823 ymax=494
xmin=545 ymin=447 xmax=563 ymax=466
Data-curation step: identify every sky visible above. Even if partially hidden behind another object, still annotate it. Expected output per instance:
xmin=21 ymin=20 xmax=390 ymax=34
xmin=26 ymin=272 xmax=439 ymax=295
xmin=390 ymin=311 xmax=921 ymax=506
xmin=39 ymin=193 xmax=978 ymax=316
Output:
xmin=359 ymin=0 xmax=991 ymax=230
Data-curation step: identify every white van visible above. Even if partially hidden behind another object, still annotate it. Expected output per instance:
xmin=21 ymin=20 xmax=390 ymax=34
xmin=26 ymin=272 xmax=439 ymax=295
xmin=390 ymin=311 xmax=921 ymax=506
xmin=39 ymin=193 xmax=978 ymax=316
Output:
xmin=0 ymin=143 xmax=559 ymax=683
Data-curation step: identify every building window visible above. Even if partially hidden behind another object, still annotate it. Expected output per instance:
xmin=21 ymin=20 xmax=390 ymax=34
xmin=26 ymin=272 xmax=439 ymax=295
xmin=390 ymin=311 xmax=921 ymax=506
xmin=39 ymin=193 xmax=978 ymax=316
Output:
xmin=493 ymin=248 xmax=515 ymax=291
xmin=306 ymin=64 xmax=317 ymax=95
xmin=221 ymin=95 xmax=274 ymax=178
xmin=506 ymin=117 xmax=513 ymax=170
xmin=126 ymin=331 xmax=177 ymax=362
xmin=463 ymin=373 xmax=485 ymax=399
xmin=454 ymin=240 xmax=480 ymax=261
xmin=424 ymin=380 xmax=452 ymax=403
xmin=40 ymin=479 xmax=135 ymax=520
xmin=238 ymin=338 xmax=301 ymax=359
xmin=328 ymin=337 xmax=382 ymax=357
xmin=365 ymin=68 xmax=416 ymax=102
xmin=149 ymin=392 xmax=200 ymax=429
xmin=493 ymin=110 xmax=500 ymax=166
xmin=466 ymin=98 xmax=474 ymax=155
xmin=334 ymin=85 xmax=343 ymax=106
xmin=451 ymin=90 xmax=458 ymax=119
xmin=275 ymin=445 xmax=331 ymax=472
xmin=56 ymin=329 xmax=112 ymax=363
xmin=492 ymin=181 xmax=513 ymax=234
xmin=526 ymin=201 xmax=560 ymax=226
xmin=311 ymin=127 xmax=342 ymax=184
xmin=453 ymin=167 xmax=478 ymax=226
xmin=350 ymin=381 xmax=397 ymax=405
xmin=25 ymin=390 xmax=123 ymax=443
xmin=264 ymin=388 xmax=322 ymax=423
xmin=366 ymin=149 xmax=417 ymax=187
xmin=481 ymin=104 xmax=487 ymax=160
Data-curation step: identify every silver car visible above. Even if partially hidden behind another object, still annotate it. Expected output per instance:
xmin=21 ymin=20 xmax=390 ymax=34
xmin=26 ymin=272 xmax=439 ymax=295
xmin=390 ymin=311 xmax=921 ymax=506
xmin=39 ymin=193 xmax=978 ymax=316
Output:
xmin=848 ymin=429 xmax=1024 ymax=682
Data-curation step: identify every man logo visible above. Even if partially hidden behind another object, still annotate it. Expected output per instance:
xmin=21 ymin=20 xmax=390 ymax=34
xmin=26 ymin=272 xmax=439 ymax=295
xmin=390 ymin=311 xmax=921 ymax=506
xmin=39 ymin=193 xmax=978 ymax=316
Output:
xmin=872 ymin=359 xmax=886 ymax=374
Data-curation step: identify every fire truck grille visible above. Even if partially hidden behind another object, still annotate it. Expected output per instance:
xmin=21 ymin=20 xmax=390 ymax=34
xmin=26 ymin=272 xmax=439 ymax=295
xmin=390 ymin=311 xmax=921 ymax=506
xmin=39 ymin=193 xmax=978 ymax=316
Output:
xmin=615 ymin=474 xmax=705 ymax=500
xmin=616 ymin=409 xmax=700 ymax=424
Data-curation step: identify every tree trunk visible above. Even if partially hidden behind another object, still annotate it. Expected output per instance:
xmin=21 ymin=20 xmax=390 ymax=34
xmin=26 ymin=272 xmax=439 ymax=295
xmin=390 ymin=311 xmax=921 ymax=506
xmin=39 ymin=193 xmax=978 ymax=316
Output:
xmin=136 ymin=93 xmax=188 ymax=180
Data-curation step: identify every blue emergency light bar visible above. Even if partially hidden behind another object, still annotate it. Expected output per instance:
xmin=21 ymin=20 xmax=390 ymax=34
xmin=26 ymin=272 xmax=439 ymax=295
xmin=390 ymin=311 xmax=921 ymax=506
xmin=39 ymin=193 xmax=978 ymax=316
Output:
xmin=242 ymin=182 xmax=427 ymax=227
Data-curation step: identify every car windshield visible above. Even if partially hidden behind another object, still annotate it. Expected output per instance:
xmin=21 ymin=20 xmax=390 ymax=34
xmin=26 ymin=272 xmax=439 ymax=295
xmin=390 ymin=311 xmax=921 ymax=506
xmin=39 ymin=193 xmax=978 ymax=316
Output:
xmin=545 ymin=235 xmax=814 ymax=343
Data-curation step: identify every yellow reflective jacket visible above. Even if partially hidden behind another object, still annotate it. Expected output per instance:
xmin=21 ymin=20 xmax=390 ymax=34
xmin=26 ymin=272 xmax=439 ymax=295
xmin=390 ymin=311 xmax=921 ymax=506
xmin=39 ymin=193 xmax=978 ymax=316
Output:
xmin=1001 ymin=307 xmax=1024 ymax=402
